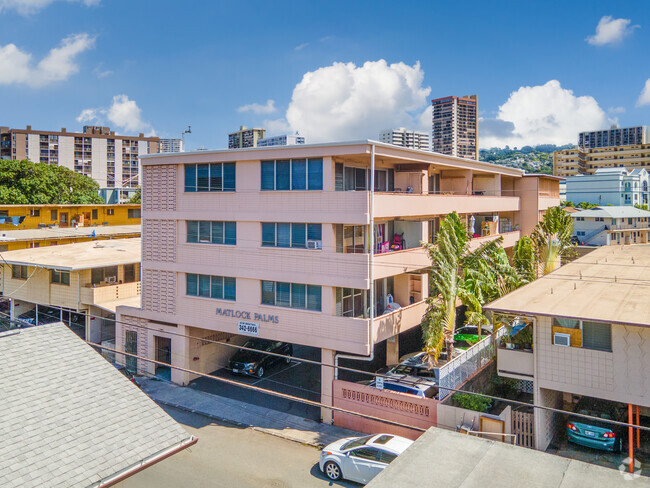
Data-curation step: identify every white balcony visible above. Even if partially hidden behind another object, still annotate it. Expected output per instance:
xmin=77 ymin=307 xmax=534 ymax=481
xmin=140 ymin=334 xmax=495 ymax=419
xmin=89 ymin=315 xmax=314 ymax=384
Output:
xmin=497 ymin=347 xmax=534 ymax=380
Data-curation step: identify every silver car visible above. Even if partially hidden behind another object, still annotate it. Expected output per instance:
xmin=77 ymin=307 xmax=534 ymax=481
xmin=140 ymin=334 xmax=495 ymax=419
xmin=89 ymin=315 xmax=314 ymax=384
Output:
xmin=319 ymin=433 xmax=413 ymax=484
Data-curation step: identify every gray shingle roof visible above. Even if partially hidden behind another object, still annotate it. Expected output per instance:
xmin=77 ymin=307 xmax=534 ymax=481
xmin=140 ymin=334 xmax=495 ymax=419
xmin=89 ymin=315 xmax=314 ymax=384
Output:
xmin=0 ymin=323 xmax=193 ymax=488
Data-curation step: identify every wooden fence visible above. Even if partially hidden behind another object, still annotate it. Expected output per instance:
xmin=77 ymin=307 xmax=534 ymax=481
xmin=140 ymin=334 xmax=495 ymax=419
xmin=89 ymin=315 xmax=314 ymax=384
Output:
xmin=512 ymin=410 xmax=535 ymax=448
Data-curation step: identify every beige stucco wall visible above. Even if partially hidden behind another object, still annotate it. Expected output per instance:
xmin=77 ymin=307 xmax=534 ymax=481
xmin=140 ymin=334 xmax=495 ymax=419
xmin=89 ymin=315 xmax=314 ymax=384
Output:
xmin=535 ymin=315 xmax=650 ymax=408
xmin=1 ymin=264 xmax=81 ymax=310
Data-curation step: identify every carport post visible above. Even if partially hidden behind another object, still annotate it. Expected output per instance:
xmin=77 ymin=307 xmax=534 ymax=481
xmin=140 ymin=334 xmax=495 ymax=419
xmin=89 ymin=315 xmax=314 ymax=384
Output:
xmin=628 ymin=403 xmax=633 ymax=473
xmin=637 ymin=405 xmax=641 ymax=449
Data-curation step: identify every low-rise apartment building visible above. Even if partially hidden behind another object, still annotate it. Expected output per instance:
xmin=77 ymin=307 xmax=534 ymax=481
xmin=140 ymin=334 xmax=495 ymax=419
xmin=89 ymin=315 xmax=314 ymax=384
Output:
xmin=486 ymin=244 xmax=649 ymax=452
xmin=572 ymin=206 xmax=650 ymax=246
xmin=0 ymin=203 xmax=141 ymax=230
xmin=115 ymin=140 xmax=559 ymax=424
xmin=0 ymin=238 xmax=141 ymax=343
xmin=0 ymin=224 xmax=140 ymax=251
xmin=566 ymin=167 xmax=649 ymax=206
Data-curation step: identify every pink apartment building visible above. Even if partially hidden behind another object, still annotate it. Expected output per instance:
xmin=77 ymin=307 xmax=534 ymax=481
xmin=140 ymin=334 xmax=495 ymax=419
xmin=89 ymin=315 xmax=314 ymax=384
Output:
xmin=116 ymin=140 xmax=560 ymax=424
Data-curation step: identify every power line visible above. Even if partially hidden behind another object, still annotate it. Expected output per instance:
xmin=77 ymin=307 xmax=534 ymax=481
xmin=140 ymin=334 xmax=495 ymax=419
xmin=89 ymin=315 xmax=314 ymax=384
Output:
xmin=2 ymin=305 xmax=647 ymax=432
xmin=92 ymin=341 xmax=650 ymax=434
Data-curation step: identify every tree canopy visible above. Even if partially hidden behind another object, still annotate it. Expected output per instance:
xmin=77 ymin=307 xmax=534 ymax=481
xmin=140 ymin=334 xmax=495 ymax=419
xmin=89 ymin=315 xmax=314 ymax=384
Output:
xmin=0 ymin=159 xmax=103 ymax=204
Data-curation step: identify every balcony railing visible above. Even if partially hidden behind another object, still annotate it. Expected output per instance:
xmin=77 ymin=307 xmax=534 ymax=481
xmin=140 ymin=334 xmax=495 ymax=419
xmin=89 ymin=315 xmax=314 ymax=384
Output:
xmin=80 ymin=281 xmax=141 ymax=305
xmin=438 ymin=327 xmax=506 ymax=400
xmin=374 ymin=193 xmax=520 ymax=218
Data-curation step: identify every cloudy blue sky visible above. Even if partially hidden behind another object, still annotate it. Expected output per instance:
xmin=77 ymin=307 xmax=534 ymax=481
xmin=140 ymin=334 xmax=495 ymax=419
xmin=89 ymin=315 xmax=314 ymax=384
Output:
xmin=1 ymin=0 xmax=649 ymax=149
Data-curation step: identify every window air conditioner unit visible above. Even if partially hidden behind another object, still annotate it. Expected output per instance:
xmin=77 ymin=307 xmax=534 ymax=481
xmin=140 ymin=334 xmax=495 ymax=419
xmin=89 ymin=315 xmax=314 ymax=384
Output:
xmin=307 ymin=240 xmax=322 ymax=250
xmin=105 ymin=276 xmax=117 ymax=284
xmin=554 ymin=332 xmax=571 ymax=347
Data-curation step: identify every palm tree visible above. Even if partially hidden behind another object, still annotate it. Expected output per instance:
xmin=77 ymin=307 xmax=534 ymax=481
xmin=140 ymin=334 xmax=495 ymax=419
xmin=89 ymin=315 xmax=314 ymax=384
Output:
xmin=421 ymin=212 xmax=522 ymax=362
xmin=530 ymin=206 xmax=575 ymax=277
xmin=421 ymin=212 xmax=467 ymax=363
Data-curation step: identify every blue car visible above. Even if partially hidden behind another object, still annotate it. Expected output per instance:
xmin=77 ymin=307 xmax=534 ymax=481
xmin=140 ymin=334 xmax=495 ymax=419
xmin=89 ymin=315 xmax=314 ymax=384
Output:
xmin=566 ymin=398 xmax=624 ymax=452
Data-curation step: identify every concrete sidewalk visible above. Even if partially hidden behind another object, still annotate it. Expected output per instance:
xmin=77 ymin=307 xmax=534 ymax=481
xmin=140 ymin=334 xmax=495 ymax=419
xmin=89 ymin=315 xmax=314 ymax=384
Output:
xmin=138 ymin=377 xmax=362 ymax=448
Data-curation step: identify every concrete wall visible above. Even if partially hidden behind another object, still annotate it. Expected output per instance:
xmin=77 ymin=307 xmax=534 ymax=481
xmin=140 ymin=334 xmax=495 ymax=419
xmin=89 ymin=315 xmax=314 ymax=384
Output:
xmin=332 ymin=379 xmax=437 ymax=440
xmin=535 ymin=314 xmax=650 ymax=408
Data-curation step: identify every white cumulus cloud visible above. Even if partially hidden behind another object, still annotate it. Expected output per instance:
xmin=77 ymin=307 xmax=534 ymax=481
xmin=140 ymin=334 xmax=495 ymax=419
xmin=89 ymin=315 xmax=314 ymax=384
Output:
xmin=76 ymin=108 xmax=99 ymax=124
xmin=586 ymin=15 xmax=639 ymax=46
xmin=0 ymin=33 xmax=95 ymax=87
xmin=76 ymin=94 xmax=154 ymax=135
xmin=480 ymin=80 xmax=609 ymax=148
xmin=0 ymin=0 xmax=99 ymax=15
xmin=237 ymin=99 xmax=277 ymax=115
xmin=637 ymin=79 xmax=650 ymax=107
xmin=282 ymin=59 xmax=431 ymax=142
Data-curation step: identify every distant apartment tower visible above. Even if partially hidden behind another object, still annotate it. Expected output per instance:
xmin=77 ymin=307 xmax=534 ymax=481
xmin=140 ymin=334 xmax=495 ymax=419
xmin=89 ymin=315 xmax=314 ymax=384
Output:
xmin=579 ymin=125 xmax=649 ymax=149
xmin=228 ymin=126 xmax=266 ymax=149
xmin=431 ymin=95 xmax=478 ymax=160
xmin=554 ymin=125 xmax=650 ymax=177
xmin=159 ymin=138 xmax=183 ymax=153
xmin=379 ymin=128 xmax=430 ymax=151
xmin=0 ymin=125 xmax=159 ymax=191
xmin=257 ymin=133 xmax=306 ymax=147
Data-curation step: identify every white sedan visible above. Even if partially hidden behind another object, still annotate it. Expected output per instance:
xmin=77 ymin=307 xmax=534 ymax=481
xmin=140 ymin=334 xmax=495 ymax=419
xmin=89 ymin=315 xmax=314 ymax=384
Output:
xmin=319 ymin=433 xmax=413 ymax=484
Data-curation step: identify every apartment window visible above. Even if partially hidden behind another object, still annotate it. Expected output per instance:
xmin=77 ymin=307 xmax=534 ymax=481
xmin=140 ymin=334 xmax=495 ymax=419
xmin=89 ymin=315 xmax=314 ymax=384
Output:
xmin=260 ymin=159 xmax=323 ymax=191
xmin=51 ymin=269 xmax=70 ymax=286
xmin=576 ymin=217 xmax=584 ymax=221
xmin=128 ymin=208 xmax=141 ymax=219
xmin=51 ymin=210 xmax=58 ymax=220
xmin=92 ymin=209 xmax=98 ymax=220
xmin=30 ymin=209 xmax=40 ymax=217
xmin=576 ymin=231 xmax=585 ymax=236
xmin=185 ymin=163 xmax=236 ymax=192
xmin=334 ymin=163 xmax=394 ymax=191
xmin=186 ymin=273 xmax=236 ymax=301
xmin=124 ymin=263 xmax=137 ymax=283
xmin=186 ymin=221 xmax=236 ymax=245
xmin=552 ymin=317 xmax=611 ymax=352
xmin=336 ymin=288 xmax=369 ymax=318
xmin=582 ymin=321 xmax=612 ymax=352
xmin=335 ymin=224 xmax=367 ymax=253
xmin=595 ymin=217 xmax=604 ymax=222
xmin=12 ymin=265 xmax=28 ymax=280
xmin=261 ymin=223 xmax=321 ymax=248
xmin=0 ymin=211 xmax=8 ymax=217
xmin=107 ymin=208 xmax=114 ymax=216
xmin=91 ymin=266 xmax=118 ymax=285
xmin=261 ymin=281 xmax=321 ymax=311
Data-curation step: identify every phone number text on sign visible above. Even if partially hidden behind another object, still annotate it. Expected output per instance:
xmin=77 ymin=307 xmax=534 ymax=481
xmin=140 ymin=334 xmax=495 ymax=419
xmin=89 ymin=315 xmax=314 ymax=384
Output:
xmin=238 ymin=321 xmax=259 ymax=336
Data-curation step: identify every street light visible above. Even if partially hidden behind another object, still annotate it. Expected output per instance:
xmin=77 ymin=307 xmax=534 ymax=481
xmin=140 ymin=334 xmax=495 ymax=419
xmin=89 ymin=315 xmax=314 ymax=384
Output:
xmin=181 ymin=126 xmax=191 ymax=152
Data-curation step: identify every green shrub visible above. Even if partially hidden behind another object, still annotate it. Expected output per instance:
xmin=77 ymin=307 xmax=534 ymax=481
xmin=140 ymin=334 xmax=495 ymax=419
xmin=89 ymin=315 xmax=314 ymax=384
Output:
xmin=453 ymin=393 xmax=492 ymax=413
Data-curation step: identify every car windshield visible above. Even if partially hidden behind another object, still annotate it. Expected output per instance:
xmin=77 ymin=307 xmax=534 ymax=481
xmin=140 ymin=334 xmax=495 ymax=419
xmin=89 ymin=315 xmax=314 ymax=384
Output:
xmin=341 ymin=435 xmax=375 ymax=451
xmin=243 ymin=339 xmax=271 ymax=351
xmin=577 ymin=409 xmax=613 ymax=420
xmin=393 ymin=365 xmax=436 ymax=378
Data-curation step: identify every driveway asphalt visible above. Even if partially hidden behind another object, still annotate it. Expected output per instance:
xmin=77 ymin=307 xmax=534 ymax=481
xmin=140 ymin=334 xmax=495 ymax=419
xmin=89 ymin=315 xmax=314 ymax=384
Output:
xmin=189 ymin=344 xmax=322 ymax=420
xmin=117 ymin=406 xmax=361 ymax=488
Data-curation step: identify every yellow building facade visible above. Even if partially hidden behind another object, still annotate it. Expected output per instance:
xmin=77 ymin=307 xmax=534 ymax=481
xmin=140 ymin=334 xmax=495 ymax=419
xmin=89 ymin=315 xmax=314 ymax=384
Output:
xmin=0 ymin=204 xmax=141 ymax=230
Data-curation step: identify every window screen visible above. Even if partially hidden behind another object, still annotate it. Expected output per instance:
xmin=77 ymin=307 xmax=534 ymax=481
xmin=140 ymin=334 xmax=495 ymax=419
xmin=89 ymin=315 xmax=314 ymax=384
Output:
xmin=582 ymin=321 xmax=612 ymax=352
